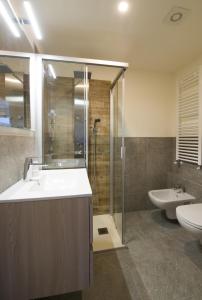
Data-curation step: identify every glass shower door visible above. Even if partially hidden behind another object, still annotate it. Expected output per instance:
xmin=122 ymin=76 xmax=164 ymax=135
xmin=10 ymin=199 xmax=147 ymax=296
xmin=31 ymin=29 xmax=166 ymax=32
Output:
xmin=111 ymin=73 xmax=125 ymax=244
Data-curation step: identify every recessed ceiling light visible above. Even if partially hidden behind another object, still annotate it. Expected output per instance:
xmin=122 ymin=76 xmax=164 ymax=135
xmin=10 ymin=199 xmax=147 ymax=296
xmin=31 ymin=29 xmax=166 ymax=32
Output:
xmin=24 ymin=1 xmax=42 ymax=40
xmin=118 ymin=1 xmax=129 ymax=13
xmin=0 ymin=1 xmax=20 ymax=38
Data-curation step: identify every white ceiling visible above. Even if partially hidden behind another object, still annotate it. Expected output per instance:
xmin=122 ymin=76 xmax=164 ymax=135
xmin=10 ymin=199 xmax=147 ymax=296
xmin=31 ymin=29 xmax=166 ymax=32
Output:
xmin=10 ymin=0 xmax=202 ymax=72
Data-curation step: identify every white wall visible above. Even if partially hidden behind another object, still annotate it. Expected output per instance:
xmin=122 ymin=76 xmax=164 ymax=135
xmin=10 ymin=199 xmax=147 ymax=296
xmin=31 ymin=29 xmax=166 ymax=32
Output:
xmin=124 ymin=69 xmax=176 ymax=137
xmin=176 ymin=54 xmax=202 ymax=80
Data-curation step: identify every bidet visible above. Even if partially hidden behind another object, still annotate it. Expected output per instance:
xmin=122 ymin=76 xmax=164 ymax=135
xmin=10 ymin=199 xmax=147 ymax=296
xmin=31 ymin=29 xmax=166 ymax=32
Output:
xmin=148 ymin=188 xmax=195 ymax=219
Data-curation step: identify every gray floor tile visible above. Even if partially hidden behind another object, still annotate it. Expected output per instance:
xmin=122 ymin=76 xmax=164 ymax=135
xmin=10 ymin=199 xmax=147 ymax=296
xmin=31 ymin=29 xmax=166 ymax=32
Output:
xmin=126 ymin=210 xmax=202 ymax=300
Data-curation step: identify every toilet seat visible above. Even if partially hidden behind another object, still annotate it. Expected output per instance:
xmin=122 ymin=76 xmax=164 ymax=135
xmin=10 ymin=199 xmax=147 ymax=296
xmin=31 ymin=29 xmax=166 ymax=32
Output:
xmin=178 ymin=215 xmax=202 ymax=231
xmin=176 ymin=204 xmax=202 ymax=230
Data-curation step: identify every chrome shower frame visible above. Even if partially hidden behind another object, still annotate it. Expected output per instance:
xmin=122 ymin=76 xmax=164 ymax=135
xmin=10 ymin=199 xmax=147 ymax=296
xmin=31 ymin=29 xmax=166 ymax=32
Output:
xmin=110 ymin=69 xmax=126 ymax=244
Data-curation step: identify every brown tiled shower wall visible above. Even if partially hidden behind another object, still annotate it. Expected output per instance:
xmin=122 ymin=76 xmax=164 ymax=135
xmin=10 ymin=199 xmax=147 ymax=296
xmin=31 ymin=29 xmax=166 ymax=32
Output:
xmin=88 ymin=80 xmax=111 ymax=214
xmin=0 ymin=74 xmax=5 ymax=97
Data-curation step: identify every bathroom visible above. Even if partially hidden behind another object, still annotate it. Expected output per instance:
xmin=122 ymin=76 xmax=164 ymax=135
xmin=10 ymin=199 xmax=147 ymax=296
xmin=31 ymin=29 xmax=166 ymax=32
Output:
xmin=0 ymin=0 xmax=202 ymax=299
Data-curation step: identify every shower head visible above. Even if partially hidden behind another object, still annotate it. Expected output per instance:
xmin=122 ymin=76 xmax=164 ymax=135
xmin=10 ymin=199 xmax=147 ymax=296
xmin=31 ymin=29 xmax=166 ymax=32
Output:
xmin=94 ymin=118 xmax=101 ymax=127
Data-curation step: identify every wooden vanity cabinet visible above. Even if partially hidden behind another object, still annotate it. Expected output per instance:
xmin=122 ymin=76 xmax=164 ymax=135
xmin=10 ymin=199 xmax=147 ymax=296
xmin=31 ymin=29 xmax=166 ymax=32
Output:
xmin=0 ymin=196 xmax=93 ymax=300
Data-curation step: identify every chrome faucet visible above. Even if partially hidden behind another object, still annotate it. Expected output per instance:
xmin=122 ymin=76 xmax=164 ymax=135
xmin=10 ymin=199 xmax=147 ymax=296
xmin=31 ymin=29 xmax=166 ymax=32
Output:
xmin=23 ymin=157 xmax=33 ymax=180
xmin=23 ymin=157 xmax=45 ymax=180
xmin=173 ymin=184 xmax=185 ymax=193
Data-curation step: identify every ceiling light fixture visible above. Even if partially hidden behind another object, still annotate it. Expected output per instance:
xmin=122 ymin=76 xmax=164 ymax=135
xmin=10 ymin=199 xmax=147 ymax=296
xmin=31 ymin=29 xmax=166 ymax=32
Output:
xmin=118 ymin=1 xmax=129 ymax=13
xmin=48 ymin=64 xmax=56 ymax=79
xmin=23 ymin=1 xmax=42 ymax=40
xmin=0 ymin=1 xmax=20 ymax=38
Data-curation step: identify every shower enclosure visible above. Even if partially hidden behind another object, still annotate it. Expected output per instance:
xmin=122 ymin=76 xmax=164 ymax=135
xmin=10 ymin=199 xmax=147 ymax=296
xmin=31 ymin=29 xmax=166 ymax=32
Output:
xmin=0 ymin=50 xmax=128 ymax=246
xmin=41 ymin=56 xmax=127 ymax=245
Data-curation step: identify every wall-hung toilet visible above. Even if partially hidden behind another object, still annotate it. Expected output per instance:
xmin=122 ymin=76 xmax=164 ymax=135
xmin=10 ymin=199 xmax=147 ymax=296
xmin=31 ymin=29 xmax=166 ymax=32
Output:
xmin=148 ymin=189 xmax=195 ymax=220
xmin=176 ymin=204 xmax=202 ymax=245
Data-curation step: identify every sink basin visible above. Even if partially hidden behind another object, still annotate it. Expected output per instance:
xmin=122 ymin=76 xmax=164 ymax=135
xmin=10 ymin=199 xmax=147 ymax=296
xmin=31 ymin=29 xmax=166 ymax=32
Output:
xmin=0 ymin=168 xmax=92 ymax=203
xmin=148 ymin=189 xmax=195 ymax=219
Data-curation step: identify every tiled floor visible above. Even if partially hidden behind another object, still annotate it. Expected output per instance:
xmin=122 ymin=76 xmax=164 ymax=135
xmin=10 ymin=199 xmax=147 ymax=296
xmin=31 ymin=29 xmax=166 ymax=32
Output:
xmin=93 ymin=214 xmax=124 ymax=251
xmin=125 ymin=209 xmax=202 ymax=300
xmin=39 ymin=209 xmax=202 ymax=300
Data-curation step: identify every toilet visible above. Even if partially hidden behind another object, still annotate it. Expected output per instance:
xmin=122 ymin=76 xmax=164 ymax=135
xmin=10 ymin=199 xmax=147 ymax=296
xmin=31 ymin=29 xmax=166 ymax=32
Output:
xmin=176 ymin=203 xmax=202 ymax=245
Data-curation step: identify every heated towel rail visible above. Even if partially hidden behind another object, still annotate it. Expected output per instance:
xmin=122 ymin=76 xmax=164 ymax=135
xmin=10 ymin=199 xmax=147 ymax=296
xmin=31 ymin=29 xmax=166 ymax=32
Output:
xmin=176 ymin=67 xmax=202 ymax=165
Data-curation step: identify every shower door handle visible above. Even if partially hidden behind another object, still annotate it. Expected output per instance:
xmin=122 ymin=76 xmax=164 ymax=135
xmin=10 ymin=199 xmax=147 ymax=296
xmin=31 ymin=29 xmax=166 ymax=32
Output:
xmin=120 ymin=146 xmax=125 ymax=160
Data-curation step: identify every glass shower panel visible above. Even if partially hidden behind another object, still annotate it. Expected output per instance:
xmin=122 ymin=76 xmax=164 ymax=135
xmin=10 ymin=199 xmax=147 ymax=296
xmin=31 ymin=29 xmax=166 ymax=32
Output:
xmin=42 ymin=60 xmax=87 ymax=169
xmin=112 ymin=74 xmax=125 ymax=243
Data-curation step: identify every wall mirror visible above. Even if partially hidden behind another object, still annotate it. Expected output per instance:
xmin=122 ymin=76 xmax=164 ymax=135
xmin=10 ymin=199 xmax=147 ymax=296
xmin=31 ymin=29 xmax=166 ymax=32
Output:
xmin=0 ymin=56 xmax=30 ymax=129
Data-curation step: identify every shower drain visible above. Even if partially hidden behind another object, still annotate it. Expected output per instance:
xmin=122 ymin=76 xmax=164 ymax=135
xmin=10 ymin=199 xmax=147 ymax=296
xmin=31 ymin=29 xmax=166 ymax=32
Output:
xmin=98 ymin=227 xmax=109 ymax=235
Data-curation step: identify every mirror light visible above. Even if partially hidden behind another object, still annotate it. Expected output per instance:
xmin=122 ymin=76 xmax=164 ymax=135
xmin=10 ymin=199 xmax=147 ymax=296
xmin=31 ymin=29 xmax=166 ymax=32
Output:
xmin=24 ymin=1 xmax=42 ymax=40
xmin=0 ymin=1 xmax=20 ymax=38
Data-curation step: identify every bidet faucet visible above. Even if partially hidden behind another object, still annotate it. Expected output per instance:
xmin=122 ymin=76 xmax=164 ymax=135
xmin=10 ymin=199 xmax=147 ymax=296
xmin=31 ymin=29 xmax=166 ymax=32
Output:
xmin=173 ymin=184 xmax=185 ymax=193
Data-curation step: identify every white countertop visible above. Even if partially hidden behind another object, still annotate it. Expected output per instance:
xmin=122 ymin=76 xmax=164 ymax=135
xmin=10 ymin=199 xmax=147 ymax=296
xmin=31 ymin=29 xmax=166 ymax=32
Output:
xmin=0 ymin=168 xmax=92 ymax=203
